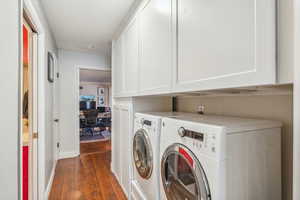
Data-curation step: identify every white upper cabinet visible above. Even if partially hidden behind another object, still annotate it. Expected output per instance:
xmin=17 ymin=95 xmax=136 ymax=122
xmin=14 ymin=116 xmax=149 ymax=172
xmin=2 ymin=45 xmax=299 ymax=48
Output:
xmin=139 ymin=0 xmax=173 ymax=94
xmin=174 ymin=0 xmax=276 ymax=91
xmin=112 ymin=37 xmax=124 ymax=96
xmin=112 ymin=0 xmax=287 ymax=97
xmin=123 ymin=18 xmax=139 ymax=95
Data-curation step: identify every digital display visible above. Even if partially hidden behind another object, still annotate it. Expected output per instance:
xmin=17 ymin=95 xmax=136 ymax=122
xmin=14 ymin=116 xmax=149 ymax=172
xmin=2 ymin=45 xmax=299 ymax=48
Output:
xmin=193 ymin=133 xmax=204 ymax=141
xmin=144 ymin=120 xmax=152 ymax=126
xmin=185 ymin=130 xmax=204 ymax=141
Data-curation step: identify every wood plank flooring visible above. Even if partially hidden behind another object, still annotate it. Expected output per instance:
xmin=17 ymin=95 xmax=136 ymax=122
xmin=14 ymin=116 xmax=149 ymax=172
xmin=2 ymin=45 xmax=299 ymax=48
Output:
xmin=49 ymin=141 xmax=127 ymax=200
xmin=80 ymin=140 xmax=111 ymax=155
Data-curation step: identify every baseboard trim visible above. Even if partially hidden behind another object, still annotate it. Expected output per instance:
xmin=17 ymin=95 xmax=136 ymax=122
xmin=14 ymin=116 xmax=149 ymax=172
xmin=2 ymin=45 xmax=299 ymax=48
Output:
xmin=58 ymin=151 xmax=79 ymax=159
xmin=111 ymin=169 xmax=129 ymax=199
xmin=44 ymin=160 xmax=57 ymax=200
xmin=120 ymin=181 xmax=128 ymax=198
xmin=111 ymin=162 xmax=115 ymax=175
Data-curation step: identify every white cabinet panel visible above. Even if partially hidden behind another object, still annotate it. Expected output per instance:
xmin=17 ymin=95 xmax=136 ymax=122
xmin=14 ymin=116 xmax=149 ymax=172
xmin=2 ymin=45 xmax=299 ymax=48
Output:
xmin=111 ymin=103 xmax=132 ymax=197
xmin=112 ymin=37 xmax=124 ymax=96
xmin=139 ymin=0 xmax=173 ymax=94
xmin=278 ymin=0 xmax=294 ymax=84
xmin=113 ymin=0 xmax=279 ymax=97
xmin=175 ymin=0 xmax=276 ymax=91
xmin=120 ymin=107 xmax=131 ymax=196
xmin=123 ymin=18 xmax=139 ymax=95
xmin=112 ymin=106 xmax=121 ymax=181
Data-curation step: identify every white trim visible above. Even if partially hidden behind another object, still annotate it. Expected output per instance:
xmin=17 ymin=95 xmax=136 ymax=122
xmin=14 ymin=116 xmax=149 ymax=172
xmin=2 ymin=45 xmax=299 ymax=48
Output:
xmin=44 ymin=160 xmax=57 ymax=200
xmin=112 ymin=0 xmax=148 ymax=40
xmin=49 ymin=51 xmax=60 ymax=163
xmin=75 ymin=65 xmax=111 ymax=156
xmin=37 ymin=33 xmax=47 ymax=200
xmin=59 ymin=151 xmax=80 ymax=160
xmin=31 ymin=28 xmax=39 ymax=200
xmin=111 ymin=169 xmax=127 ymax=197
xmin=77 ymin=65 xmax=111 ymax=71
xmin=75 ymin=66 xmax=81 ymax=156
xmin=23 ymin=1 xmax=46 ymax=200
xmin=127 ymin=103 xmax=133 ymax=200
xmin=80 ymin=81 xmax=112 ymax=85
xmin=294 ymin=0 xmax=300 ymax=199
xmin=120 ymin=181 xmax=129 ymax=198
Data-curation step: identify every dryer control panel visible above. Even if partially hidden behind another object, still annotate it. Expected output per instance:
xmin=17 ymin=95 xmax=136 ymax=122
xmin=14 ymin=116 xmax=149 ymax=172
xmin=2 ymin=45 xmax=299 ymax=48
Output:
xmin=162 ymin=117 xmax=230 ymax=161
xmin=178 ymin=127 xmax=204 ymax=141
xmin=135 ymin=116 xmax=159 ymax=134
xmin=177 ymin=126 xmax=220 ymax=158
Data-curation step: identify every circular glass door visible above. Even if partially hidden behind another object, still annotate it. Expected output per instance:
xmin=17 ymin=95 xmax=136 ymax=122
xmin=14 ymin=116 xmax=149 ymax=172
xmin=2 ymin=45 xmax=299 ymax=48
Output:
xmin=133 ymin=129 xmax=153 ymax=179
xmin=161 ymin=144 xmax=211 ymax=200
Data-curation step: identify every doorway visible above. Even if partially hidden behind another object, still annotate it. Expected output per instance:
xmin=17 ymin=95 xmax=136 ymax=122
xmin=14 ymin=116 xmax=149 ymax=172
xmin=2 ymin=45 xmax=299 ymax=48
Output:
xmin=77 ymin=67 xmax=112 ymax=154
xmin=22 ymin=17 xmax=38 ymax=200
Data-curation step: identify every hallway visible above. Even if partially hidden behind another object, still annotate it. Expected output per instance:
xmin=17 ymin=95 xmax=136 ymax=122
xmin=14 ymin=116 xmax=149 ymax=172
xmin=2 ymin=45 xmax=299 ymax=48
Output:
xmin=49 ymin=141 xmax=126 ymax=200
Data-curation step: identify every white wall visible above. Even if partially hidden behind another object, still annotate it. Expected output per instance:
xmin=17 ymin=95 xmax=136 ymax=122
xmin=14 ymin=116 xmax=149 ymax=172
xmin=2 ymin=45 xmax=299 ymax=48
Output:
xmin=0 ymin=1 xmax=20 ymax=199
xmin=28 ymin=1 xmax=59 ymax=195
xmin=177 ymin=94 xmax=293 ymax=200
xmin=80 ymin=81 xmax=111 ymax=107
xmin=0 ymin=0 xmax=57 ymax=198
xmin=58 ymin=50 xmax=110 ymax=157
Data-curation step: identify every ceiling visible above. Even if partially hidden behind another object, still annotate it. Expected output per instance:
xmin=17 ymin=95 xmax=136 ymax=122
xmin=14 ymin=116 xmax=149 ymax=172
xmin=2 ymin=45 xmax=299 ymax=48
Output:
xmin=40 ymin=0 xmax=137 ymax=54
xmin=80 ymin=69 xmax=111 ymax=83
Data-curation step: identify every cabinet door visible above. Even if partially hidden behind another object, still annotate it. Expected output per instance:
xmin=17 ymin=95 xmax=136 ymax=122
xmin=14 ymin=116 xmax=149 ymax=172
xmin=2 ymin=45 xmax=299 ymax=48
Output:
xmin=123 ymin=18 xmax=139 ymax=95
xmin=139 ymin=0 xmax=173 ymax=94
xmin=112 ymin=37 xmax=124 ymax=96
xmin=112 ymin=103 xmax=132 ymax=197
xmin=119 ymin=106 xmax=132 ymax=197
xmin=175 ymin=0 xmax=276 ymax=91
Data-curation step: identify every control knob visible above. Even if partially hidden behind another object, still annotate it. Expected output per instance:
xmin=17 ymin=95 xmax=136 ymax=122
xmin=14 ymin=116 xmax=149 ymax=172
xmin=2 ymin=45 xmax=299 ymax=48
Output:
xmin=178 ymin=127 xmax=186 ymax=137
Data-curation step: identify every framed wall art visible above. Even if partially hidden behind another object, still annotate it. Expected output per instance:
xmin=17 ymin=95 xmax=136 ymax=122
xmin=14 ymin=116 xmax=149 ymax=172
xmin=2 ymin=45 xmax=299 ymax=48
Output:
xmin=47 ymin=52 xmax=54 ymax=83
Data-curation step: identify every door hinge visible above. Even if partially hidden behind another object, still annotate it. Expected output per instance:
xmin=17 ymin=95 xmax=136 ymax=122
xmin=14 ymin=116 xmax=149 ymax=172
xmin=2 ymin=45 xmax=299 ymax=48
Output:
xmin=57 ymin=142 xmax=60 ymax=148
xmin=33 ymin=132 xmax=38 ymax=139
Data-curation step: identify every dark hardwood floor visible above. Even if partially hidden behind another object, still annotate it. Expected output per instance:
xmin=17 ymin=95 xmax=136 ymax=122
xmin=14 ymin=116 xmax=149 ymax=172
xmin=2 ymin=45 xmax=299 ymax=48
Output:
xmin=49 ymin=141 xmax=127 ymax=200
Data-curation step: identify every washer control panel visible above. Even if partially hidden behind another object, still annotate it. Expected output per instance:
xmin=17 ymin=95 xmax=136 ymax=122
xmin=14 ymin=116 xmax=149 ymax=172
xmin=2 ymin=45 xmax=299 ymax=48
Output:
xmin=135 ymin=117 xmax=158 ymax=133
xmin=178 ymin=127 xmax=217 ymax=155
xmin=137 ymin=118 xmax=153 ymax=126
xmin=143 ymin=120 xmax=152 ymax=126
xmin=178 ymin=127 xmax=204 ymax=141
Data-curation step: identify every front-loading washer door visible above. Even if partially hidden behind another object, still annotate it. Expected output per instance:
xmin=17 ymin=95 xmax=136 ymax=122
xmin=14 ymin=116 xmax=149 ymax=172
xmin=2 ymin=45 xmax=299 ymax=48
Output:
xmin=161 ymin=144 xmax=211 ymax=200
xmin=133 ymin=129 xmax=153 ymax=179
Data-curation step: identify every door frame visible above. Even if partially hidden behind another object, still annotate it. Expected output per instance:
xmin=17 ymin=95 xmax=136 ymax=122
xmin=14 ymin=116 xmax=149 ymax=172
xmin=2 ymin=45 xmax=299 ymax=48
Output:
xmin=23 ymin=0 xmax=47 ymax=199
xmin=52 ymin=52 xmax=60 ymax=162
xmin=75 ymin=65 xmax=111 ymax=155
xmin=294 ymin=0 xmax=300 ymax=199
xmin=22 ymin=19 xmax=37 ymax=200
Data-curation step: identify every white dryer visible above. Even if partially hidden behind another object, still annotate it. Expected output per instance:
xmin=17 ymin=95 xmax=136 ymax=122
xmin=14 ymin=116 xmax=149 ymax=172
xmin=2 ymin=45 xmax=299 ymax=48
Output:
xmin=160 ymin=115 xmax=282 ymax=200
xmin=131 ymin=112 xmax=188 ymax=200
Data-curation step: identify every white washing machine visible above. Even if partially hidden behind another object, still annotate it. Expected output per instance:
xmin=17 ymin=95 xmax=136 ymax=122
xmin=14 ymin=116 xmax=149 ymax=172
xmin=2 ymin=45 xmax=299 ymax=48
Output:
xmin=160 ymin=115 xmax=282 ymax=200
xmin=131 ymin=112 xmax=188 ymax=200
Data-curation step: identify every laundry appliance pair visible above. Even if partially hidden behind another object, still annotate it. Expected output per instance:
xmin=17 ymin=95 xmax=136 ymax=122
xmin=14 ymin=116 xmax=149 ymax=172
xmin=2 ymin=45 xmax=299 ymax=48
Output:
xmin=131 ymin=112 xmax=282 ymax=200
